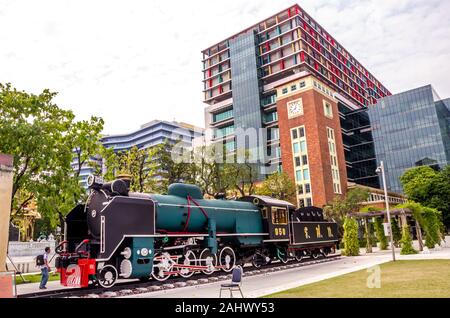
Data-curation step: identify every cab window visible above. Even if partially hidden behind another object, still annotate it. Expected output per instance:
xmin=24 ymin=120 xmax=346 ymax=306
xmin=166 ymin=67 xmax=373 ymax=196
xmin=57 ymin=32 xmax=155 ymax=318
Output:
xmin=271 ymin=207 xmax=288 ymax=225
xmin=261 ymin=207 xmax=268 ymax=219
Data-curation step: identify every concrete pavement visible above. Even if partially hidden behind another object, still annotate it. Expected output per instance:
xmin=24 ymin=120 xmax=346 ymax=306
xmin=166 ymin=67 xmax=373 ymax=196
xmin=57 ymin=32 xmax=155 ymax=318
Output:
xmin=15 ymin=237 xmax=450 ymax=298
xmin=122 ymin=237 xmax=450 ymax=298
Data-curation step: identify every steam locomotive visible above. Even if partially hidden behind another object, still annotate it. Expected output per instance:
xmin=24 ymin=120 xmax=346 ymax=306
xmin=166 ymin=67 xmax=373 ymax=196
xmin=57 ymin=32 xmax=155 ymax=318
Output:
xmin=55 ymin=175 xmax=339 ymax=288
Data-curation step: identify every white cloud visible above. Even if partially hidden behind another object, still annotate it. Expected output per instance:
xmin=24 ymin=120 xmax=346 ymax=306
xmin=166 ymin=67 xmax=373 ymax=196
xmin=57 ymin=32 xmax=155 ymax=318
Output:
xmin=0 ymin=0 xmax=449 ymax=134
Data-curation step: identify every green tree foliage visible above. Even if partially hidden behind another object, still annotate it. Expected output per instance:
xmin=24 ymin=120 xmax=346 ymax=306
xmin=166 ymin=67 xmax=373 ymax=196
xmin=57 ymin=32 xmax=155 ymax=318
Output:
xmin=0 ymin=83 xmax=105 ymax=232
xmin=323 ymin=188 xmax=370 ymax=236
xmin=153 ymin=140 xmax=197 ymax=193
xmin=400 ymin=165 xmax=450 ymax=227
xmin=105 ymin=146 xmax=159 ymax=193
xmin=221 ymin=148 xmax=259 ymax=197
xmin=191 ymin=144 xmax=228 ymax=197
xmin=342 ymin=216 xmax=360 ymax=256
xmin=69 ymin=117 xmax=105 ymax=179
xmin=374 ymin=217 xmax=388 ymax=250
xmin=256 ymin=172 xmax=296 ymax=203
xmin=398 ymin=201 xmax=443 ymax=249
xmin=422 ymin=207 xmax=442 ymax=248
xmin=400 ymin=224 xmax=418 ymax=255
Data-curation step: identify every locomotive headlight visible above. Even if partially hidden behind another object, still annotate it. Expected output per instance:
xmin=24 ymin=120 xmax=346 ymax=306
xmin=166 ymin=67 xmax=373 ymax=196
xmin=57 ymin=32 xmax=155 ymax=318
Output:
xmin=87 ymin=174 xmax=104 ymax=188
xmin=87 ymin=174 xmax=97 ymax=187
xmin=140 ymin=248 xmax=149 ymax=257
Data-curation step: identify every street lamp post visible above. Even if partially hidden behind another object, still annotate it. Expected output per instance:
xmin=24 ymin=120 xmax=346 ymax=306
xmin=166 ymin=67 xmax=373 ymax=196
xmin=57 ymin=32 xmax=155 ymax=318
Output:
xmin=376 ymin=161 xmax=396 ymax=262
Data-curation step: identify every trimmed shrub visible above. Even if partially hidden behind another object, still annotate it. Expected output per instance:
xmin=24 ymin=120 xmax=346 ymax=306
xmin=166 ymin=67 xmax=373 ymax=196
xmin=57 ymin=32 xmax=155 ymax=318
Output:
xmin=422 ymin=207 xmax=442 ymax=248
xmin=374 ymin=217 xmax=388 ymax=250
xmin=400 ymin=224 xmax=417 ymax=255
xmin=391 ymin=218 xmax=401 ymax=247
xmin=342 ymin=216 xmax=360 ymax=256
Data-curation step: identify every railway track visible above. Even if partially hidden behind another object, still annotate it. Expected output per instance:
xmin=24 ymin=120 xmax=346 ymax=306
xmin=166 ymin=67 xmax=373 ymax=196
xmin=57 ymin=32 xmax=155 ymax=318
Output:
xmin=19 ymin=254 xmax=341 ymax=298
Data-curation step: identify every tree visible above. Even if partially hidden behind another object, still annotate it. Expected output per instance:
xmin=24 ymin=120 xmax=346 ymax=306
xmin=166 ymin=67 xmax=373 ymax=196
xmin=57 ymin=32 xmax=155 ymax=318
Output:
xmin=400 ymin=165 xmax=450 ymax=228
xmin=105 ymin=146 xmax=159 ymax=193
xmin=153 ymin=140 xmax=197 ymax=193
xmin=398 ymin=201 xmax=444 ymax=249
xmin=192 ymin=144 xmax=228 ymax=197
xmin=222 ymin=148 xmax=259 ymax=197
xmin=342 ymin=216 xmax=359 ymax=256
xmin=422 ymin=206 xmax=442 ymax=248
xmin=323 ymin=188 xmax=370 ymax=236
xmin=256 ymin=172 xmax=296 ymax=203
xmin=0 ymin=83 xmax=106 ymax=234
xmin=69 ymin=117 xmax=105 ymax=179
xmin=0 ymin=83 xmax=73 ymax=219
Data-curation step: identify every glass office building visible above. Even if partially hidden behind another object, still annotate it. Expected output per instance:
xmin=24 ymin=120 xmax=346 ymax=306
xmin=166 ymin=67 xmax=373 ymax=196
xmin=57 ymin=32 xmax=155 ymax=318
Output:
xmin=202 ymin=4 xmax=390 ymax=188
xmin=368 ymin=85 xmax=450 ymax=193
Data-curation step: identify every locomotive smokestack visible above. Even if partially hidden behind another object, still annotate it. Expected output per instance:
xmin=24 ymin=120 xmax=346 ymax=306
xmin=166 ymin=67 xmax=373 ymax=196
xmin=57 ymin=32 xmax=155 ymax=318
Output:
xmin=116 ymin=174 xmax=131 ymax=192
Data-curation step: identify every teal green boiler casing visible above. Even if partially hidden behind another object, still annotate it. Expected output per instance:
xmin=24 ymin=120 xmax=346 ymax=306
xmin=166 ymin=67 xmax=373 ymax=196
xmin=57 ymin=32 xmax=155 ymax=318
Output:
xmin=148 ymin=184 xmax=263 ymax=236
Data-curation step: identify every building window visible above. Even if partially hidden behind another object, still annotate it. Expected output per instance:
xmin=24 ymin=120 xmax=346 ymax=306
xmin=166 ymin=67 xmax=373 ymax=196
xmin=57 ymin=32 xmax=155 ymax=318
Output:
xmin=299 ymin=81 xmax=306 ymax=88
xmin=213 ymin=108 xmax=233 ymax=123
xmin=291 ymin=84 xmax=297 ymax=91
xmin=282 ymin=88 xmax=288 ymax=94
xmin=298 ymin=185 xmax=303 ymax=194
xmin=299 ymin=127 xmax=305 ymax=138
xmin=292 ymin=129 xmax=298 ymax=140
xmin=299 ymin=199 xmax=305 ymax=208
xmin=295 ymin=156 xmax=301 ymax=167
xmin=296 ymin=170 xmax=302 ymax=182
xmin=293 ymin=142 xmax=300 ymax=154
xmin=306 ymin=198 xmax=312 ymax=207
xmin=272 ymin=208 xmax=288 ymax=225
xmin=323 ymin=100 xmax=333 ymax=118
xmin=327 ymin=127 xmax=341 ymax=194
xmin=303 ymin=168 xmax=310 ymax=180
xmin=304 ymin=183 xmax=311 ymax=193
xmin=301 ymin=155 xmax=308 ymax=165
xmin=300 ymin=140 xmax=307 ymax=153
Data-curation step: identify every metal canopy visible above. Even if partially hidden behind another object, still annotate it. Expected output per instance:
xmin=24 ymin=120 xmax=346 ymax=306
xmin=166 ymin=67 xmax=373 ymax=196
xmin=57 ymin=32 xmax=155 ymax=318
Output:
xmin=349 ymin=208 xmax=412 ymax=218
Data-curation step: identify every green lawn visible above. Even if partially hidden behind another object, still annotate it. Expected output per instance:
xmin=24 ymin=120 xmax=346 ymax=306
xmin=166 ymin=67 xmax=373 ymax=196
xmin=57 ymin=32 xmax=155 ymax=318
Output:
xmin=15 ymin=272 xmax=60 ymax=285
xmin=266 ymin=260 xmax=450 ymax=298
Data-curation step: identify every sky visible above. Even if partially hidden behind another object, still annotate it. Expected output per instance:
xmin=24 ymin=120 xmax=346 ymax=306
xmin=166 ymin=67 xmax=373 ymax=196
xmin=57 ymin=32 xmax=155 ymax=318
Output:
xmin=1 ymin=0 xmax=449 ymax=135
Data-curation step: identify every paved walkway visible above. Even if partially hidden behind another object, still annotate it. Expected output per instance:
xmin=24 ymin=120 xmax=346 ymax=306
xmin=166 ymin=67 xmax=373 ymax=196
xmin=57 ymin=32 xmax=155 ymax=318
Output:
xmin=123 ymin=238 xmax=450 ymax=298
xmin=16 ymin=237 xmax=450 ymax=297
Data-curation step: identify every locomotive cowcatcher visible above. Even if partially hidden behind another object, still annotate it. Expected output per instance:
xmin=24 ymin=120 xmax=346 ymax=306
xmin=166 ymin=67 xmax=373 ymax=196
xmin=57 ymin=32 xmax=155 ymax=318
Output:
xmin=55 ymin=175 xmax=339 ymax=288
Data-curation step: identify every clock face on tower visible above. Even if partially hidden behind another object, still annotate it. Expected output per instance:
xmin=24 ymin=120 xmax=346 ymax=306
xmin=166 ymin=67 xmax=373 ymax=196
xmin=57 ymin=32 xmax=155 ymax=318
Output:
xmin=287 ymin=98 xmax=303 ymax=118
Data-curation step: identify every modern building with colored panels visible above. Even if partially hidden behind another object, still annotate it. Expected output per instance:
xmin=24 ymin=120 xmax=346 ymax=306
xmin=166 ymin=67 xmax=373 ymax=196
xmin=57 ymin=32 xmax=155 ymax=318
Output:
xmin=367 ymin=85 xmax=450 ymax=193
xmin=202 ymin=4 xmax=390 ymax=207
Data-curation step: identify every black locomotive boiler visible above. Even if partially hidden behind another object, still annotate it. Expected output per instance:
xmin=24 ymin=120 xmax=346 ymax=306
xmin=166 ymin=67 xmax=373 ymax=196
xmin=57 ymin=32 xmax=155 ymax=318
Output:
xmin=55 ymin=175 xmax=339 ymax=288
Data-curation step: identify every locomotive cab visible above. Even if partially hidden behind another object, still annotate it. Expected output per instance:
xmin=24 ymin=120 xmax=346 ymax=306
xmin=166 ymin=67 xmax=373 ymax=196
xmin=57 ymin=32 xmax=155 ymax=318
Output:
xmin=238 ymin=196 xmax=296 ymax=242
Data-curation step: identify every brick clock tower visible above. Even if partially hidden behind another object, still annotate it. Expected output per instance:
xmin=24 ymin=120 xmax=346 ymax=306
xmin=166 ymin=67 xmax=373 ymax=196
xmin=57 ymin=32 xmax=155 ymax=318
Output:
xmin=276 ymin=75 xmax=347 ymax=208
